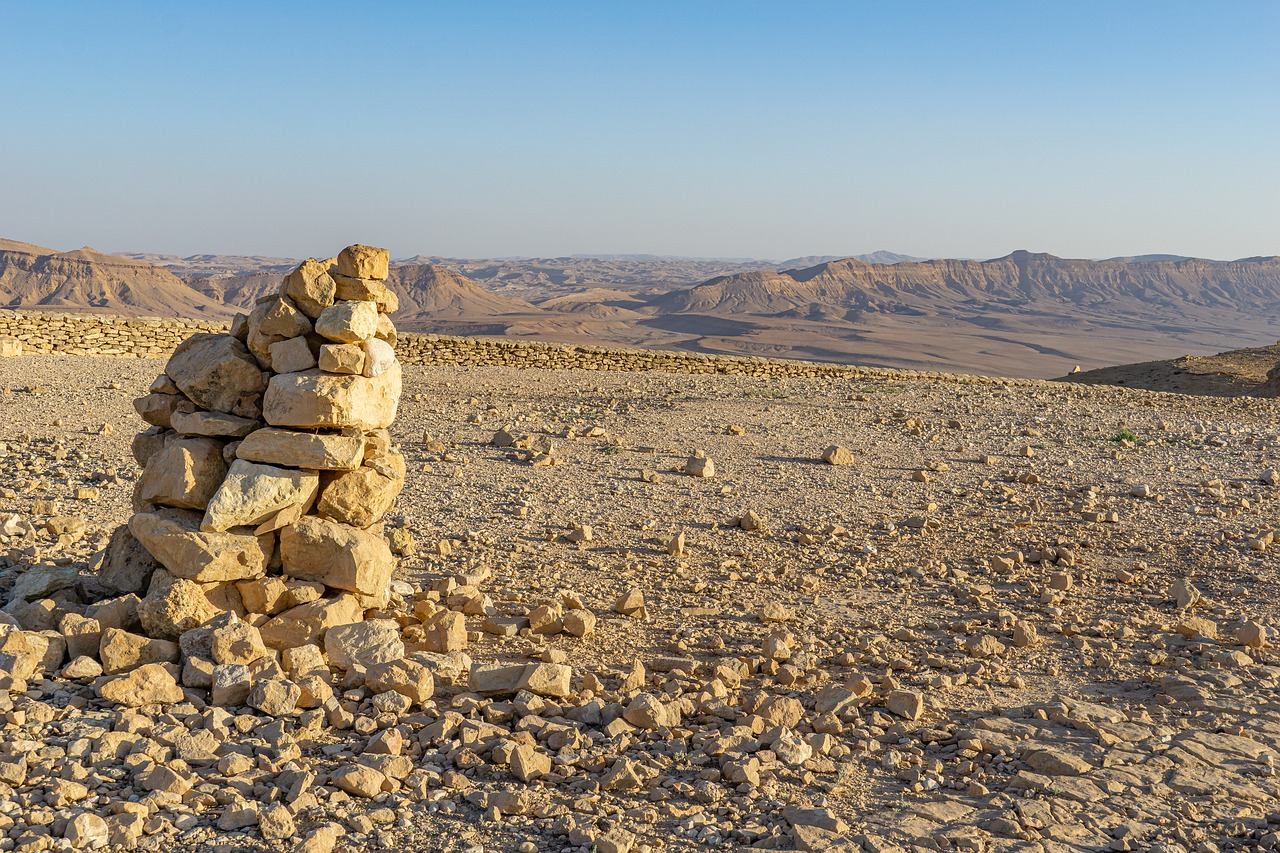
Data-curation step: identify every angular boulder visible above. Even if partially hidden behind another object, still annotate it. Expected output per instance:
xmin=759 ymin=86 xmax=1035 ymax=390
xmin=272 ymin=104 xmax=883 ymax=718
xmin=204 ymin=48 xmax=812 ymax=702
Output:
xmin=138 ymin=437 xmax=227 ymax=510
xmin=362 ymin=338 xmax=396 ymax=378
xmin=314 ymin=301 xmax=379 ymax=344
xmin=258 ymin=594 xmax=363 ymax=650
xmin=235 ymin=428 xmax=365 ymax=471
xmin=133 ymin=393 xmax=193 ymax=429
xmin=98 ymin=524 xmax=162 ymax=596
xmin=282 ymin=259 xmax=336 ymax=319
xmin=98 ymin=663 xmax=184 ymax=707
xmin=318 ymin=343 xmax=365 ymax=375
xmin=130 ymin=508 xmax=273 ymax=583
xmin=315 ymin=452 xmax=405 ymax=528
xmin=261 ymin=365 xmax=401 ymax=430
xmin=202 ymin=459 xmax=319 ymax=533
xmin=136 ymin=574 xmax=220 ymax=641
xmin=279 ymin=516 xmax=394 ymax=597
xmin=334 ymin=275 xmax=398 ymax=314
xmin=268 ymin=336 xmax=317 ymax=374
xmin=165 ymin=334 xmax=266 ymax=417
xmin=336 ymin=244 xmax=389 ymax=280
xmin=170 ymin=410 xmax=260 ymax=438
xmin=324 ymin=620 xmax=404 ymax=670
xmin=99 ymin=628 xmax=180 ymax=674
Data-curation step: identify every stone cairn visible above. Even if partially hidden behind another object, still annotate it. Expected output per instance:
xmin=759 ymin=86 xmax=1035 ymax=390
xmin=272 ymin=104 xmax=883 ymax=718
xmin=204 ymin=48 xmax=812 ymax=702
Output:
xmin=96 ymin=244 xmax=415 ymax=711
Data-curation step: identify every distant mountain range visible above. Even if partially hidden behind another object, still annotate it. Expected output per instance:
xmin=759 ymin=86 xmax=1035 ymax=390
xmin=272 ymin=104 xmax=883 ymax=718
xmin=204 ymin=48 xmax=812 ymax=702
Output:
xmin=5 ymin=237 xmax=1280 ymax=378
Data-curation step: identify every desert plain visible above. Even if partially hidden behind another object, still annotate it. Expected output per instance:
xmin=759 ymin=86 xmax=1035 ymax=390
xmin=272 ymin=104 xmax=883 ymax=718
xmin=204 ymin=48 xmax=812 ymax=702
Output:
xmin=0 ymin=353 xmax=1278 ymax=853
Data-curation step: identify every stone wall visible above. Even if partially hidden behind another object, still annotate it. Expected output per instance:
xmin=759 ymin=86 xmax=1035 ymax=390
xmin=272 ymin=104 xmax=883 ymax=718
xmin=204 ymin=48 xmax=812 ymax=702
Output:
xmin=0 ymin=308 xmax=1048 ymax=387
xmin=0 ymin=310 xmax=227 ymax=358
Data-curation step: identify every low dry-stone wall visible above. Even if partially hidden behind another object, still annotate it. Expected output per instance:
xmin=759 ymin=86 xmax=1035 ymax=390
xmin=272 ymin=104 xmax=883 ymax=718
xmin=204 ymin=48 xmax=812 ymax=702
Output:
xmin=0 ymin=311 xmax=226 ymax=357
xmin=0 ymin=307 xmax=1049 ymax=387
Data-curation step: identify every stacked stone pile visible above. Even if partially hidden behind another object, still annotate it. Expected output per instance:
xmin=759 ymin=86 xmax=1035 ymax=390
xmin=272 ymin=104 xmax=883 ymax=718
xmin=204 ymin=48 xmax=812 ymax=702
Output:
xmin=90 ymin=244 xmax=410 ymax=709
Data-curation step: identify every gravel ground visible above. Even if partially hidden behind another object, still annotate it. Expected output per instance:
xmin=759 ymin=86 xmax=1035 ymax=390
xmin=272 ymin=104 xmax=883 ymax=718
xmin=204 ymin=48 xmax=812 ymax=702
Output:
xmin=0 ymin=354 xmax=1278 ymax=853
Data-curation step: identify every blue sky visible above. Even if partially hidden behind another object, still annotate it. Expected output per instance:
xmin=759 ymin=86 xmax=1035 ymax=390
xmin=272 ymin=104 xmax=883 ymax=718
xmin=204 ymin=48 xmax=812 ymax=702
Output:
xmin=2 ymin=1 xmax=1276 ymax=260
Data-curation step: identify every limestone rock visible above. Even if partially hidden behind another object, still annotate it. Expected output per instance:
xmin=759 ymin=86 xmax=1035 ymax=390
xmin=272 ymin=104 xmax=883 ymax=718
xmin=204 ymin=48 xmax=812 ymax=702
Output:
xmin=314 ymin=300 xmax=379 ymax=344
xmin=282 ymin=259 xmax=337 ymax=319
xmin=202 ymin=459 xmax=319 ymax=533
xmin=623 ymin=693 xmax=670 ymax=729
xmin=422 ymin=610 xmax=467 ymax=652
xmin=9 ymin=563 xmax=76 ymax=602
xmin=262 ymin=364 xmax=401 ymax=430
xmin=59 ymin=613 xmax=102 ymax=660
xmin=684 ymin=454 xmax=715 ymax=477
xmin=510 ymin=744 xmax=551 ymax=782
xmin=364 ymin=658 xmax=434 ymax=705
xmin=318 ymin=343 xmax=366 ymax=375
xmin=132 ymin=425 xmax=170 ymax=466
xmin=137 ymin=578 xmax=218 ymax=641
xmin=886 ymin=689 xmax=924 ymax=720
xmin=248 ymin=679 xmax=301 ymax=716
xmin=0 ymin=630 xmax=50 ymax=681
xmin=821 ymin=445 xmax=855 ymax=466
xmin=130 ymin=508 xmax=273 ymax=582
xmin=236 ymin=427 xmax=365 ymax=471
xmin=256 ymin=296 xmax=313 ymax=339
xmin=330 ymin=765 xmax=385 ymax=798
xmin=280 ymin=516 xmax=395 ymax=597
xmin=133 ymin=393 xmax=192 ymax=428
xmin=209 ymin=617 xmax=268 ymax=666
xmin=258 ymin=805 xmax=296 ymax=842
xmin=170 ymin=409 xmax=260 ymax=438
xmin=614 ymin=588 xmax=646 ymax=618
xmin=315 ymin=453 xmax=406 ymax=527
xmin=324 ymin=619 xmax=404 ymax=670
xmin=98 ymin=662 xmax=183 ymax=707
xmin=138 ymin=437 xmax=227 ymax=510
xmin=335 ymin=275 xmax=398 ymax=314
xmin=259 ymin=594 xmax=363 ymax=650
xmin=336 ymin=244 xmax=389 ymax=280
xmin=65 ymin=813 xmax=110 ymax=849
xmin=269 ymin=336 xmax=317 ymax=374
xmin=165 ymin=334 xmax=266 ymax=417
xmin=376 ymin=313 xmax=397 ymax=346
xmin=211 ymin=663 xmax=252 ymax=706
xmin=1236 ymin=619 xmax=1267 ymax=648
xmin=99 ymin=628 xmax=179 ymax=674
xmin=362 ymin=338 xmax=396 ymax=378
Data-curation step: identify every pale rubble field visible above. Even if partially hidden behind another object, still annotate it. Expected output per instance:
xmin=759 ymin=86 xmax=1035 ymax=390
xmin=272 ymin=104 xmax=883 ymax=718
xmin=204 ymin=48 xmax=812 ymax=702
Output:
xmin=0 ymin=354 xmax=1279 ymax=853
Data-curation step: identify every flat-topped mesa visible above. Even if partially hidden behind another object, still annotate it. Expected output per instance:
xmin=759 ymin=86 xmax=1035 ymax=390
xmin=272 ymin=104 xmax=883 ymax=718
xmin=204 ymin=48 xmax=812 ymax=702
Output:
xmin=85 ymin=243 xmax=414 ymax=713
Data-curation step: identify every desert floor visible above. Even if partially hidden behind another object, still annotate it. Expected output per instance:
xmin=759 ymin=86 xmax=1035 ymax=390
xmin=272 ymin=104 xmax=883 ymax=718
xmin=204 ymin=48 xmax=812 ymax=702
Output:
xmin=0 ymin=355 xmax=1277 ymax=853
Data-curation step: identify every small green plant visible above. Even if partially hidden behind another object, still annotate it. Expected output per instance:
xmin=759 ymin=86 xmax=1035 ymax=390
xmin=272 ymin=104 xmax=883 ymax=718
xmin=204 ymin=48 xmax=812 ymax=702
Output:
xmin=600 ymin=445 xmax=625 ymax=455
xmin=1111 ymin=427 xmax=1138 ymax=443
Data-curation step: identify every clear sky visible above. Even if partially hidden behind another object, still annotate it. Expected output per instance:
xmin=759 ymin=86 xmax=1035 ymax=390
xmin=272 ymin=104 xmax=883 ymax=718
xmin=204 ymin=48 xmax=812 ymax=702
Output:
xmin=2 ymin=1 xmax=1276 ymax=261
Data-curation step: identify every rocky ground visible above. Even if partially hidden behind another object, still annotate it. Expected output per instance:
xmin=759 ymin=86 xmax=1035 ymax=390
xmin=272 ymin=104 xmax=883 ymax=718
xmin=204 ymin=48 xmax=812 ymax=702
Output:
xmin=0 ymin=354 xmax=1278 ymax=853
xmin=1064 ymin=343 xmax=1280 ymax=397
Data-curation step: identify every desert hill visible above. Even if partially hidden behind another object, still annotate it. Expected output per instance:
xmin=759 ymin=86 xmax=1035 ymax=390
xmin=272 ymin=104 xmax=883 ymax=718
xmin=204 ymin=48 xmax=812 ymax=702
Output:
xmin=185 ymin=263 xmax=549 ymax=334
xmin=7 ymin=237 xmax=1280 ymax=379
xmin=658 ymin=251 xmax=1280 ymax=315
xmin=116 ymin=252 xmax=299 ymax=278
xmin=632 ymin=251 xmax=1280 ymax=377
xmin=0 ymin=239 xmax=231 ymax=317
xmin=1058 ymin=341 xmax=1280 ymax=397
xmin=388 ymin=264 xmax=539 ymax=322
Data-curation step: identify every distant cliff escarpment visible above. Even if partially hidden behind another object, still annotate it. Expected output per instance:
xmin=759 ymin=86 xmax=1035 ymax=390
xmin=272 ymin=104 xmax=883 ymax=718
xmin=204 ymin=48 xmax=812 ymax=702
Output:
xmin=0 ymin=239 xmax=232 ymax=317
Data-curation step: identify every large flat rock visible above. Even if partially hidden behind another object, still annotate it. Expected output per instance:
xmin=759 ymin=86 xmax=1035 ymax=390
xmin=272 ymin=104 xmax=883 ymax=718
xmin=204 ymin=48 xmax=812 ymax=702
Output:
xmin=261 ymin=364 xmax=400 ymax=430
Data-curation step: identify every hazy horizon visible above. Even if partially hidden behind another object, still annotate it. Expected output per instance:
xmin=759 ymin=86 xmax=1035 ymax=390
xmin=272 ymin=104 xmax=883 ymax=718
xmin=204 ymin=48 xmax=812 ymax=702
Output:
xmin=3 ymin=1 xmax=1277 ymax=261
